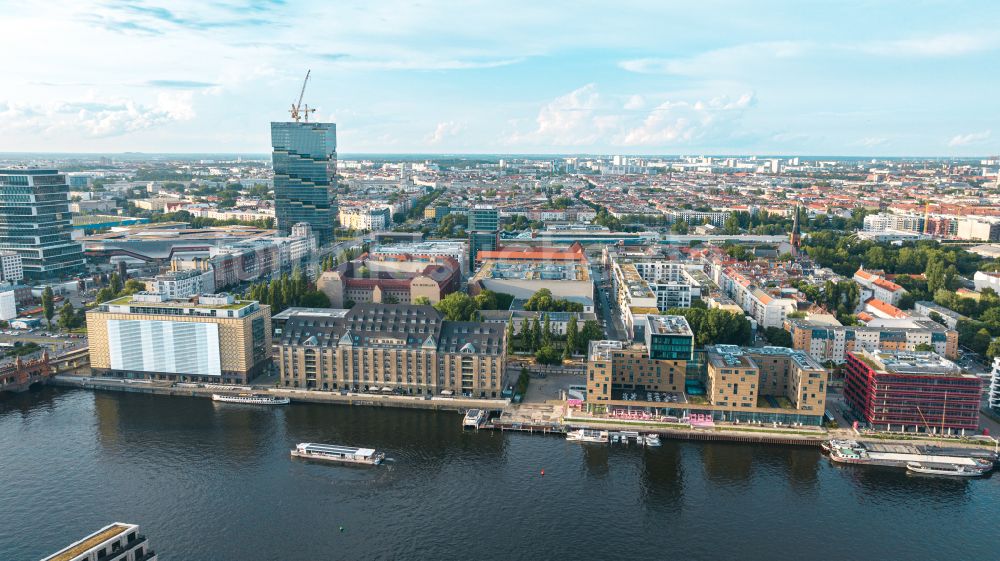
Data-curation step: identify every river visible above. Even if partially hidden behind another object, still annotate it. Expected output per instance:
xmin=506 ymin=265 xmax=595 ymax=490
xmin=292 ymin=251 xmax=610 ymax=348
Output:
xmin=1 ymin=388 xmax=996 ymax=560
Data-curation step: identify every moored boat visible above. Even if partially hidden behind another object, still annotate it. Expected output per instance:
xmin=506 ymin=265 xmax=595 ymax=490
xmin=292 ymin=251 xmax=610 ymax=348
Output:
xmin=566 ymin=429 xmax=609 ymax=444
xmin=906 ymin=462 xmax=986 ymax=477
xmin=643 ymin=434 xmax=662 ymax=447
xmin=463 ymin=409 xmax=487 ymax=428
xmin=212 ymin=393 xmax=290 ymax=405
xmin=290 ymin=442 xmax=385 ymax=466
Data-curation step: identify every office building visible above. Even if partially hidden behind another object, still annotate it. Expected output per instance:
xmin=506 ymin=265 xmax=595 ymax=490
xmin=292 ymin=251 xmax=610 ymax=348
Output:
xmin=605 ymin=246 xmax=701 ymax=338
xmin=271 ymin=121 xmax=338 ymax=245
xmin=87 ymin=292 xmax=271 ymax=384
xmin=277 ymin=303 xmax=506 ymax=397
xmin=42 ymin=522 xmax=156 ymax=561
xmin=844 ymin=349 xmax=981 ymax=434
xmin=317 ymin=254 xmax=461 ymax=307
xmin=469 ymin=245 xmax=594 ymax=312
xmin=0 ymin=250 xmax=23 ymax=283
xmin=0 ymin=169 xmax=86 ymax=281
xmin=586 ymin=315 xmax=694 ymax=402
xmin=467 ymin=206 xmax=499 ymax=266
xmin=704 ymin=345 xmax=827 ymax=420
xmin=368 ymin=241 xmax=469 ymax=276
xmin=786 ymin=314 xmax=958 ymax=363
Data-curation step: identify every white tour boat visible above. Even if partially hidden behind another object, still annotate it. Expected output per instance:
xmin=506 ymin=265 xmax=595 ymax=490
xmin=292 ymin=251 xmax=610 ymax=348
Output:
xmin=463 ymin=409 xmax=487 ymax=428
xmin=906 ymin=462 xmax=987 ymax=477
xmin=566 ymin=429 xmax=610 ymax=444
xmin=290 ymin=443 xmax=385 ymax=466
xmin=643 ymin=434 xmax=662 ymax=447
xmin=212 ymin=393 xmax=290 ymax=405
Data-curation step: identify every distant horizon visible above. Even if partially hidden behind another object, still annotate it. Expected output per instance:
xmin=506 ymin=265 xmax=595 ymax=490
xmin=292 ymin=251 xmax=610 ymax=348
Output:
xmin=0 ymin=151 xmax=994 ymax=162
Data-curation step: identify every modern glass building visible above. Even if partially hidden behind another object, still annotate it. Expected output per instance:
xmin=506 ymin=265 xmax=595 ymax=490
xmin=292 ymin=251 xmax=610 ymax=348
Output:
xmin=271 ymin=122 xmax=338 ymax=246
xmin=0 ymin=169 xmax=85 ymax=282
xmin=468 ymin=206 xmax=499 ymax=266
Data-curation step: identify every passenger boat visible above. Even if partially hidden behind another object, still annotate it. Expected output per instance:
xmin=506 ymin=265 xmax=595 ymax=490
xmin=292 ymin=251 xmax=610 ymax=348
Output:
xmin=463 ymin=409 xmax=487 ymax=428
xmin=643 ymin=434 xmax=662 ymax=447
xmin=566 ymin=429 xmax=609 ymax=444
xmin=290 ymin=443 xmax=385 ymax=466
xmin=906 ymin=462 xmax=986 ymax=477
xmin=212 ymin=393 xmax=290 ymax=405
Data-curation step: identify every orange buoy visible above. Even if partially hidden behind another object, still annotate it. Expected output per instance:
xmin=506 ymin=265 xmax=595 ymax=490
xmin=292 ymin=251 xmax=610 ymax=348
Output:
xmin=540 ymin=469 xmax=545 ymax=475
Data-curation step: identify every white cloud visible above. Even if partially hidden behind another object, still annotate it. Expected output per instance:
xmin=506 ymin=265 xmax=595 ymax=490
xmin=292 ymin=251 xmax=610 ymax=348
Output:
xmin=948 ymin=130 xmax=991 ymax=147
xmin=427 ymin=121 xmax=465 ymax=144
xmin=0 ymin=93 xmax=195 ymax=138
xmin=508 ymin=84 xmax=620 ymax=146
xmin=621 ymin=93 xmax=755 ymax=146
xmin=855 ymin=33 xmax=1000 ymax=57
xmin=619 ymin=42 xmax=810 ymax=75
xmin=623 ymin=94 xmax=645 ymax=110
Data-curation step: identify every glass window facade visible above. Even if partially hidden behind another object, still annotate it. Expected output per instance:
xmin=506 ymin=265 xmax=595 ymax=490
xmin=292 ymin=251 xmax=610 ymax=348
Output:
xmin=0 ymin=169 xmax=85 ymax=281
xmin=271 ymin=122 xmax=338 ymax=245
xmin=107 ymin=319 xmax=222 ymax=376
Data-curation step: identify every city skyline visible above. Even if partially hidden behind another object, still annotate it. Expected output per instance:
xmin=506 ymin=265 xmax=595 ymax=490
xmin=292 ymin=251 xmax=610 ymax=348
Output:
xmin=2 ymin=1 xmax=999 ymax=156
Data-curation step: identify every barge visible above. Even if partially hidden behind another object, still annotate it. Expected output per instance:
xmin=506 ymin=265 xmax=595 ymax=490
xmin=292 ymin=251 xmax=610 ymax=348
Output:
xmin=826 ymin=440 xmax=995 ymax=473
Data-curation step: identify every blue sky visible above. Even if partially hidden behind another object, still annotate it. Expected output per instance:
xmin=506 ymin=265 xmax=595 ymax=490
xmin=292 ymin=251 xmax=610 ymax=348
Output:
xmin=1 ymin=0 xmax=998 ymax=156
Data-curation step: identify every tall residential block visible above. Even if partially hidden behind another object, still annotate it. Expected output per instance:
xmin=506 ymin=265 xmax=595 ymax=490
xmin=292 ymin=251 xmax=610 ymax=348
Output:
xmin=467 ymin=206 xmax=499 ymax=267
xmin=271 ymin=122 xmax=338 ymax=246
xmin=0 ymin=169 xmax=85 ymax=282
xmin=86 ymin=292 xmax=271 ymax=384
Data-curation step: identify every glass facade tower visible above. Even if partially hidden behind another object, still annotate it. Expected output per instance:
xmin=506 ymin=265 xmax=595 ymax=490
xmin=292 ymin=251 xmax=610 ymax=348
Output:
xmin=0 ymin=169 xmax=85 ymax=282
xmin=271 ymin=122 xmax=338 ymax=246
xmin=468 ymin=206 xmax=499 ymax=266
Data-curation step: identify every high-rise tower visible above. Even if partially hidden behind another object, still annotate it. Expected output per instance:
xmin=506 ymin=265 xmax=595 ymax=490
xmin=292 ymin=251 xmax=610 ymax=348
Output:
xmin=0 ymin=169 xmax=85 ymax=282
xmin=468 ymin=206 xmax=499 ymax=268
xmin=271 ymin=122 xmax=338 ymax=246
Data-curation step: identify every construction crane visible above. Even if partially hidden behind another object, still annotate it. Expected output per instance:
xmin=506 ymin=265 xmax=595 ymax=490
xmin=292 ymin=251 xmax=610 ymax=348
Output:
xmin=289 ymin=70 xmax=316 ymax=123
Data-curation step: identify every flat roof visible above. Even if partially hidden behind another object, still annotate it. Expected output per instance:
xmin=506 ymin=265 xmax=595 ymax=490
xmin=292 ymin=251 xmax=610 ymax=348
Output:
xmin=853 ymin=349 xmax=969 ymax=377
xmin=44 ymin=523 xmax=135 ymax=561
xmin=646 ymin=314 xmax=693 ymax=336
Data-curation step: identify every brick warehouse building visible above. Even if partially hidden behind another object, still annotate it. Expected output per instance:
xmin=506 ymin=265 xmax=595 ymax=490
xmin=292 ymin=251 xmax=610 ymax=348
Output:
xmin=843 ymin=349 xmax=981 ymax=435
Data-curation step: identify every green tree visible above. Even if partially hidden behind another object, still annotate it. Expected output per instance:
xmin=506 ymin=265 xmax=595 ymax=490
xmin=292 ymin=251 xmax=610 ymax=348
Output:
xmin=564 ymin=315 xmax=578 ymax=359
xmin=722 ymin=213 xmax=741 ymax=235
xmin=434 ymin=292 xmax=478 ymax=321
xmin=542 ymin=313 xmax=552 ymax=347
xmin=578 ymin=319 xmax=605 ymax=352
xmin=531 ymin=316 xmax=542 ymax=352
xmin=763 ymin=326 xmax=793 ymax=347
xmin=535 ymin=345 xmax=562 ymax=365
xmin=914 ymin=343 xmax=934 ymax=352
xmin=987 ymin=338 xmax=1000 ymax=361
xmin=41 ymin=286 xmax=54 ymax=328
xmin=57 ymin=302 xmax=76 ymax=330
xmin=413 ymin=296 xmax=432 ymax=306
xmin=300 ymin=290 xmax=331 ymax=308
xmin=123 ymin=279 xmax=145 ymax=295
xmin=505 ymin=319 xmax=516 ymax=352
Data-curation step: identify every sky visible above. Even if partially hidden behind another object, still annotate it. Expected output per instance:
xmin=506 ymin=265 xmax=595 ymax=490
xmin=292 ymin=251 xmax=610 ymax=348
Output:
xmin=1 ymin=0 xmax=998 ymax=156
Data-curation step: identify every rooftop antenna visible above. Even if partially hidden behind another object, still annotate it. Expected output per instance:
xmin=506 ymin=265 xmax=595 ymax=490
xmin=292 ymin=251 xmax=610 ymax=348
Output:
xmin=289 ymin=70 xmax=316 ymax=123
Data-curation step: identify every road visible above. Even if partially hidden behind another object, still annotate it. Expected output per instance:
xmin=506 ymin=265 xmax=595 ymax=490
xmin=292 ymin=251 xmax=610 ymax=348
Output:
xmin=590 ymin=262 xmax=626 ymax=341
xmin=0 ymin=332 xmax=88 ymax=356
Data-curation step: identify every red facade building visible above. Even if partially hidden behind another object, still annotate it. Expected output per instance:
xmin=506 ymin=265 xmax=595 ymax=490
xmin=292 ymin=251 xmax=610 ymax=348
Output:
xmin=844 ymin=350 xmax=981 ymax=434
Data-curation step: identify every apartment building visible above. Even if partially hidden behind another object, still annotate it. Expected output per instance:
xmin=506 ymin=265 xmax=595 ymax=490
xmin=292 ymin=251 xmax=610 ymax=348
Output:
xmin=605 ymin=246 xmax=700 ymax=338
xmin=277 ymin=303 xmax=506 ymax=397
xmin=787 ymin=314 xmax=958 ymax=363
xmin=369 ymin=240 xmax=469 ymax=276
xmin=705 ymin=345 xmax=827 ymax=419
xmin=719 ymin=268 xmax=796 ymax=328
xmin=87 ymin=292 xmax=272 ymax=384
xmin=147 ymin=267 xmax=216 ymax=299
xmin=853 ymin=268 xmax=907 ymax=306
